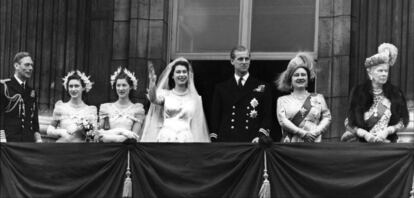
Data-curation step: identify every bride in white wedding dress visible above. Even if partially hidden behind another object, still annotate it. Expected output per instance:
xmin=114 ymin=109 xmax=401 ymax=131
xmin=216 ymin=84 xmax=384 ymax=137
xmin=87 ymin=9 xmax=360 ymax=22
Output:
xmin=141 ymin=57 xmax=210 ymax=143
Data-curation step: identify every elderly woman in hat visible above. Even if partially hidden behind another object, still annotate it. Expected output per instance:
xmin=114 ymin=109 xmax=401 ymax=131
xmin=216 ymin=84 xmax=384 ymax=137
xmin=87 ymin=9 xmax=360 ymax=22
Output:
xmin=276 ymin=52 xmax=331 ymax=143
xmin=341 ymin=43 xmax=409 ymax=143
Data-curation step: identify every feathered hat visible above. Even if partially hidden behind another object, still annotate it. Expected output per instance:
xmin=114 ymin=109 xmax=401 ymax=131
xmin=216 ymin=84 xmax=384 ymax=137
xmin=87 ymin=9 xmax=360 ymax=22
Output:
xmin=276 ymin=52 xmax=315 ymax=92
xmin=364 ymin=43 xmax=398 ymax=68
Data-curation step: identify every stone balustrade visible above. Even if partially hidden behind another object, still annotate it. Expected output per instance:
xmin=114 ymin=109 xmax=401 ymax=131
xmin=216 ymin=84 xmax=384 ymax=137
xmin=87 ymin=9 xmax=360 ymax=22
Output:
xmin=397 ymin=100 xmax=414 ymax=143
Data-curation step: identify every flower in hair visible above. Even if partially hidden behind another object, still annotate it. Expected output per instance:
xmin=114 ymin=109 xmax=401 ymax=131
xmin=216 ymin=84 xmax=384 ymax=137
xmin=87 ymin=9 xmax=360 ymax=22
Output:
xmin=62 ymin=70 xmax=94 ymax=92
xmin=110 ymin=67 xmax=138 ymax=90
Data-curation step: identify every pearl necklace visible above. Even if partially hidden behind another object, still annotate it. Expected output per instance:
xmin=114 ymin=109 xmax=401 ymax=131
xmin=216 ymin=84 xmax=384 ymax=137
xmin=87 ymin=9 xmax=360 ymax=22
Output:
xmin=291 ymin=92 xmax=309 ymax=100
xmin=172 ymin=88 xmax=189 ymax=96
xmin=373 ymin=88 xmax=383 ymax=95
xmin=69 ymin=102 xmax=85 ymax=109
xmin=115 ymin=102 xmax=132 ymax=110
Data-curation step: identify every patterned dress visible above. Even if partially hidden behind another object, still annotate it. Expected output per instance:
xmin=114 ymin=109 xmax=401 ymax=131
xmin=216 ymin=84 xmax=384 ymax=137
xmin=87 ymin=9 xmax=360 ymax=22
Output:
xmin=344 ymin=93 xmax=404 ymax=138
xmin=277 ymin=93 xmax=331 ymax=142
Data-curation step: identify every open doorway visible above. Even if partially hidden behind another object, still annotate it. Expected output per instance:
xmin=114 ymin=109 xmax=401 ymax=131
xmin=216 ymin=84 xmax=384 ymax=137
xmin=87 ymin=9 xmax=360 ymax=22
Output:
xmin=191 ymin=60 xmax=315 ymax=141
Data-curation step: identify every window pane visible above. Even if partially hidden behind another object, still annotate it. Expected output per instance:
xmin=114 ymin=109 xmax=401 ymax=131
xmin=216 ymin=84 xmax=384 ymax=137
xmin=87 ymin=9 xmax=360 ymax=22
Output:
xmin=251 ymin=0 xmax=316 ymax=52
xmin=176 ymin=0 xmax=240 ymax=53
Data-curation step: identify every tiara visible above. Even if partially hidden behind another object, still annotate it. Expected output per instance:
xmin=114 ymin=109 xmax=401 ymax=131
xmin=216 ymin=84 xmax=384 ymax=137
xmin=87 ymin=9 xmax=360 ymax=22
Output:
xmin=62 ymin=70 xmax=94 ymax=92
xmin=110 ymin=67 xmax=138 ymax=90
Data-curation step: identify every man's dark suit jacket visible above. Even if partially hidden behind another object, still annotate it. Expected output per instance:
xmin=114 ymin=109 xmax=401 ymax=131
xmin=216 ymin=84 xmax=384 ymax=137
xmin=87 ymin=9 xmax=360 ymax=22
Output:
xmin=0 ymin=77 xmax=39 ymax=142
xmin=210 ymin=76 xmax=272 ymax=142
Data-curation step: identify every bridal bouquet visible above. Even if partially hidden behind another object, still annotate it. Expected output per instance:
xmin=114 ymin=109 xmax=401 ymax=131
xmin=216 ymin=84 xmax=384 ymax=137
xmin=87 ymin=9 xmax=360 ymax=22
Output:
xmin=77 ymin=118 xmax=97 ymax=142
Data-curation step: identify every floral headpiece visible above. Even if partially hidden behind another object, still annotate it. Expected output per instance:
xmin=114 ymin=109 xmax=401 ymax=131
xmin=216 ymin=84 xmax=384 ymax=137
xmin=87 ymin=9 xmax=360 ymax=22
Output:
xmin=110 ymin=67 xmax=138 ymax=90
xmin=365 ymin=43 xmax=398 ymax=68
xmin=62 ymin=70 xmax=94 ymax=92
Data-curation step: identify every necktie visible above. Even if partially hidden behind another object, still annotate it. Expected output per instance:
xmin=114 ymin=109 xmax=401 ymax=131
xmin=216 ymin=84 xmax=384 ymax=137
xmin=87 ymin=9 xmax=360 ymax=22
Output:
xmin=238 ymin=77 xmax=243 ymax=89
xmin=21 ymin=83 xmax=25 ymax=90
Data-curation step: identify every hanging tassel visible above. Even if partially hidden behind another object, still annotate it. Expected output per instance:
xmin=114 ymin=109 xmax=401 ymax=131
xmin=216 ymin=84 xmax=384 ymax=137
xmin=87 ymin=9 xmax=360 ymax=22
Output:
xmin=259 ymin=152 xmax=271 ymax=198
xmin=410 ymin=174 xmax=414 ymax=198
xmin=122 ymin=150 xmax=132 ymax=198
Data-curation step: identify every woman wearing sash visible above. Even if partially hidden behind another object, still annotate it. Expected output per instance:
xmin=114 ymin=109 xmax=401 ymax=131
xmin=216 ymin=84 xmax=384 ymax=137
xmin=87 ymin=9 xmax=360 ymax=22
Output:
xmin=96 ymin=67 xmax=145 ymax=142
xmin=46 ymin=70 xmax=97 ymax=142
xmin=341 ymin=43 xmax=408 ymax=143
xmin=141 ymin=57 xmax=210 ymax=142
xmin=276 ymin=52 xmax=331 ymax=142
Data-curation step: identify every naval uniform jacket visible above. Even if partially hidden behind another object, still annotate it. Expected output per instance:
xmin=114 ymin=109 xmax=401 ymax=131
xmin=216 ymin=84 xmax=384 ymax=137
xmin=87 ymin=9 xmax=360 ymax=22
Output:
xmin=0 ymin=77 xmax=39 ymax=142
xmin=210 ymin=76 xmax=272 ymax=142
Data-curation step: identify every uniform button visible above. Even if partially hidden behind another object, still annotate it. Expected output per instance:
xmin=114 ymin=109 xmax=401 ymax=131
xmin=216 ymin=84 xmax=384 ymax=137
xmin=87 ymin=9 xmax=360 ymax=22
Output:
xmin=232 ymin=106 xmax=236 ymax=109
xmin=231 ymin=119 xmax=234 ymax=122
xmin=245 ymin=126 xmax=249 ymax=130
xmin=247 ymin=106 xmax=250 ymax=110
xmin=231 ymin=126 xmax=234 ymax=129
xmin=232 ymin=112 xmax=235 ymax=116
xmin=245 ymin=120 xmax=249 ymax=123
xmin=246 ymin=113 xmax=249 ymax=116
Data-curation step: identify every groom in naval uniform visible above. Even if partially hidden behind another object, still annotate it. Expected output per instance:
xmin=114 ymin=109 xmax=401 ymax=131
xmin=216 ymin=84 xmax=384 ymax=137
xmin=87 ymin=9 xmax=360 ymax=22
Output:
xmin=210 ymin=46 xmax=272 ymax=142
xmin=0 ymin=52 xmax=42 ymax=142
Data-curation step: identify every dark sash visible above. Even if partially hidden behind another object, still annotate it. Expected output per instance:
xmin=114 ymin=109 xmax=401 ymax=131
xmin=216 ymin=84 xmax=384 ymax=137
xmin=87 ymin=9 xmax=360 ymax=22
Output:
xmin=365 ymin=100 xmax=387 ymax=130
xmin=290 ymin=94 xmax=314 ymax=127
xmin=283 ymin=94 xmax=314 ymax=142
xmin=358 ymin=98 xmax=397 ymax=142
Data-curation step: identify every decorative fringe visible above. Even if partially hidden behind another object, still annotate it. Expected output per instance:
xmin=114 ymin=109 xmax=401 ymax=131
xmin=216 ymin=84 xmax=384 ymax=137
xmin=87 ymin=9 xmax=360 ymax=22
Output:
xmin=122 ymin=150 xmax=132 ymax=198
xmin=259 ymin=152 xmax=271 ymax=198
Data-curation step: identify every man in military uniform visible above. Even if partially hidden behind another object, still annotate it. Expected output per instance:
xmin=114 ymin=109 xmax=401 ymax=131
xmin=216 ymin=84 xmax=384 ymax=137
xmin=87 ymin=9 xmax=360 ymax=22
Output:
xmin=0 ymin=52 xmax=42 ymax=142
xmin=210 ymin=46 xmax=272 ymax=142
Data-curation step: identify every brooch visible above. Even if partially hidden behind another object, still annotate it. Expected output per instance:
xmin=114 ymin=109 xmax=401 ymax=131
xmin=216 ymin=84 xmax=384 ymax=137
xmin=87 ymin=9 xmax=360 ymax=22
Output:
xmin=250 ymin=98 xmax=259 ymax=108
xmin=30 ymin=90 xmax=36 ymax=98
xmin=249 ymin=110 xmax=258 ymax=118
xmin=254 ymin=84 xmax=265 ymax=92
xmin=299 ymin=107 xmax=307 ymax=118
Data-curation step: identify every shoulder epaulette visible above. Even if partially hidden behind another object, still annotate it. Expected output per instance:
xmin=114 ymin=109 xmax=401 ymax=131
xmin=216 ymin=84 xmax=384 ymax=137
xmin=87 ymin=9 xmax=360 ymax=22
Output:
xmin=0 ymin=78 xmax=11 ymax=84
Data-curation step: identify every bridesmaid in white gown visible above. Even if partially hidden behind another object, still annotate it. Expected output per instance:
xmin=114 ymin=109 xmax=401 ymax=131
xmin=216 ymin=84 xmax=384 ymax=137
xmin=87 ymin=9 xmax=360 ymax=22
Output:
xmin=97 ymin=67 xmax=145 ymax=142
xmin=47 ymin=70 xmax=97 ymax=143
xmin=141 ymin=57 xmax=210 ymax=142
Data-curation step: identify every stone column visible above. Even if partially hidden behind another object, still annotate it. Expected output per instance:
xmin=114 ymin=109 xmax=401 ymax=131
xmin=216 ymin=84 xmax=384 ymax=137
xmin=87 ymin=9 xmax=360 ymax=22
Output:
xmin=317 ymin=0 xmax=351 ymax=141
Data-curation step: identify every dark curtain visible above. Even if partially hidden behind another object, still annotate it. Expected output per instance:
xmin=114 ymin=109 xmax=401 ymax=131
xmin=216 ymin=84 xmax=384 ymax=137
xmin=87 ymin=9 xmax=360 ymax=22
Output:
xmin=268 ymin=143 xmax=414 ymax=198
xmin=1 ymin=143 xmax=413 ymax=198
xmin=131 ymin=143 xmax=263 ymax=198
xmin=0 ymin=143 xmax=127 ymax=198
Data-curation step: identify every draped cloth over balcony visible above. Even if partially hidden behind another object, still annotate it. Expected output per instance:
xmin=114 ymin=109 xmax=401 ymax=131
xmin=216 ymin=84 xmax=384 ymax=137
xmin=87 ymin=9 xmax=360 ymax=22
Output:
xmin=1 ymin=143 xmax=413 ymax=198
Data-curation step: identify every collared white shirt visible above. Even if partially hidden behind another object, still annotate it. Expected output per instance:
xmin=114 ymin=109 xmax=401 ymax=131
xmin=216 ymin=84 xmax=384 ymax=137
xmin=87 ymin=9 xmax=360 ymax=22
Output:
xmin=234 ymin=73 xmax=249 ymax=86
xmin=14 ymin=74 xmax=25 ymax=87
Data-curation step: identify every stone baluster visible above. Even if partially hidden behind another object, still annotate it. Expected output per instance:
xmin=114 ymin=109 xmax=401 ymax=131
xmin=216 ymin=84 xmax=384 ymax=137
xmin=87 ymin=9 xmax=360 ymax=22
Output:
xmin=397 ymin=100 xmax=414 ymax=143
